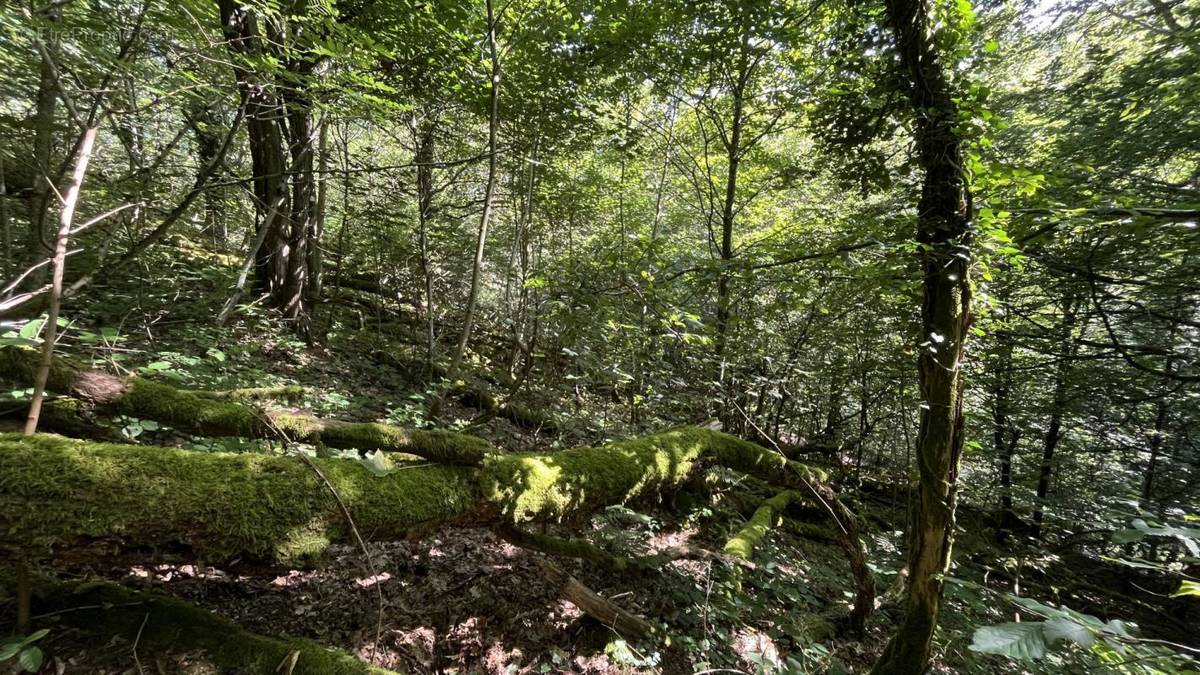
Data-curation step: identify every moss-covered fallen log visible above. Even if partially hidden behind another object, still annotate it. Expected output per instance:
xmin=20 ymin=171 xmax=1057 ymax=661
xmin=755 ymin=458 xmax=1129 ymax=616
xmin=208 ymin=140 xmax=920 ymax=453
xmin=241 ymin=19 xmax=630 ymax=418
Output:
xmin=724 ymin=490 xmax=802 ymax=560
xmin=0 ymin=426 xmax=874 ymax=629
xmin=0 ymin=433 xmax=479 ymax=565
xmin=0 ymin=346 xmax=491 ymax=465
xmin=25 ymin=577 xmax=396 ymax=674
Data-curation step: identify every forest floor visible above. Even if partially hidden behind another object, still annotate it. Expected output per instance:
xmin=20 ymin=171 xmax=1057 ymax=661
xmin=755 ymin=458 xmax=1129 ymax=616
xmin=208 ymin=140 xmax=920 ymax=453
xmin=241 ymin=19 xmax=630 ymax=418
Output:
xmin=4 ymin=243 xmax=1195 ymax=674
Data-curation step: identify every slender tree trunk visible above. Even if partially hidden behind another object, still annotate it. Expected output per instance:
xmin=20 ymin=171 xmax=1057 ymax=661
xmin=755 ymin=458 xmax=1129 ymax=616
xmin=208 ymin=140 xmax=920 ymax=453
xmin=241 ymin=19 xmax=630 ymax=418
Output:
xmin=714 ymin=74 xmax=744 ymax=390
xmin=508 ymin=141 xmax=537 ymax=378
xmin=632 ymin=100 xmax=678 ymax=425
xmin=414 ymin=114 xmax=438 ymax=370
xmin=870 ymin=0 xmax=973 ymax=670
xmin=991 ymin=331 xmax=1018 ymax=537
xmin=309 ymin=117 xmax=328 ymax=306
xmin=24 ymin=128 xmax=98 ymax=434
xmin=447 ymin=0 xmax=500 ymax=381
xmin=1031 ymin=294 xmax=1080 ymax=538
xmin=0 ymin=151 xmax=10 ymax=274
xmin=282 ymin=71 xmax=318 ymax=337
xmin=24 ymin=27 xmax=60 ymax=281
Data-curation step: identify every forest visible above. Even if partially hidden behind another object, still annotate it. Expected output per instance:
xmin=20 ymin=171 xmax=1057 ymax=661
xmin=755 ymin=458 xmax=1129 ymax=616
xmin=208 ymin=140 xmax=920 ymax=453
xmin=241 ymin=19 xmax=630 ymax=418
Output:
xmin=0 ymin=0 xmax=1196 ymax=672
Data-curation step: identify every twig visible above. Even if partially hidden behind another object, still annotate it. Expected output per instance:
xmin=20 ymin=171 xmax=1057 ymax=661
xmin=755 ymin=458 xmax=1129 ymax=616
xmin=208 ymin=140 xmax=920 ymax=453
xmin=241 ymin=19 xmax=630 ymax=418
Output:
xmin=132 ymin=611 xmax=149 ymax=675
xmin=256 ymin=413 xmax=386 ymax=664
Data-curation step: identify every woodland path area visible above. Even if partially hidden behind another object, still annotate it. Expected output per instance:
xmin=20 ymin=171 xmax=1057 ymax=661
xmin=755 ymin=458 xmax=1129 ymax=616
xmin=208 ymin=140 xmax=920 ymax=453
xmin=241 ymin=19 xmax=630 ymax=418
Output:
xmin=0 ymin=0 xmax=1198 ymax=672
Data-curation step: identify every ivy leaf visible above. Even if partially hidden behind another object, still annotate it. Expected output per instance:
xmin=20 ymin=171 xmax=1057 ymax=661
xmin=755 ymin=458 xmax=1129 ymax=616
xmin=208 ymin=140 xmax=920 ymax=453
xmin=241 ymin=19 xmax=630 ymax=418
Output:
xmin=969 ymin=622 xmax=1047 ymax=660
xmin=1043 ymin=618 xmax=1094 ymax=648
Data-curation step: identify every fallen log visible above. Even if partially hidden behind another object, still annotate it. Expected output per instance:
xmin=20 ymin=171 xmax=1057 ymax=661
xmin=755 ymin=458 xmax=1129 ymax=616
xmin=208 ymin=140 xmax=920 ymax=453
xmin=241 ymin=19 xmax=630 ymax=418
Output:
xmin=1 ymin=426 xmax=875 ymax=629
xmin=724 ymin=490 xmax=803 ymax=560
xmin=0 ymin=346 xmax=492 ymax=466
xmin=24 ymin=577 xmax=396 ymax=675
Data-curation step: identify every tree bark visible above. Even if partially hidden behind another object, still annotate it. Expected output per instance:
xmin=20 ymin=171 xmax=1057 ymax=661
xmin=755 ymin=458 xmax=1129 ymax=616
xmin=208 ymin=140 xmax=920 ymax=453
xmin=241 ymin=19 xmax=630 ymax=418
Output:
xmin=990 ymin=330 xmax=1019 ymax=537
xmin=714 ymin=31 xmax=749 ymax=401
xmin=23 ymin=21 xmax=60 ymax=284
xmin=23 ymin=128 xmax=98 ymax=435
xmin=870 ymin=0 xmax=974 ymax=670
xmin=218 ymin=0 xmax=291 ymax=300
xmin=447 ymin=0 xmax=501 ymax=381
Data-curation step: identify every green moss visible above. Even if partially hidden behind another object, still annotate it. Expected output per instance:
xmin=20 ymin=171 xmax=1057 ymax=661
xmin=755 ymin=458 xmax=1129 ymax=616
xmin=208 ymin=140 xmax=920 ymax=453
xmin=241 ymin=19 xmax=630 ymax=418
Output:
xmin=480 ymin=427 xmax=712 ymax=522
xmin=724 ymin=490 xmax=801 ymax=560
xmin=0 ymin=433 xmax=477 ymax=565
xmin=314 ymin=421 xmax=492 ymax=466
xmin=116 ymin=378 xmax=264 ymax=436
xmin=199 ymin=384 xmax=306 ymax=403
xmin=0 ymin=345 xmax=82 ymax=393
xmin=28 ymin=578 xmax=396 ymax=675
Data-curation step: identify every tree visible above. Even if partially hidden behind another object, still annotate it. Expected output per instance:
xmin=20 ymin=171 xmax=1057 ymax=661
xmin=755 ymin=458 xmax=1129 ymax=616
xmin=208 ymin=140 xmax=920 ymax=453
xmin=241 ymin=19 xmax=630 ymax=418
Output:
xmin=870 ymin=0 xmax=974 ymax=670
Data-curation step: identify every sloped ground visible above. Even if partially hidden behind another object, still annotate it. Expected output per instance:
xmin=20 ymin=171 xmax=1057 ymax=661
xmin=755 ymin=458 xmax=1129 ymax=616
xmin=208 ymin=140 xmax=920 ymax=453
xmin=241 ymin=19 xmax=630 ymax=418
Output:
xmin=5 ymin=244 xmax=1195 ymax=674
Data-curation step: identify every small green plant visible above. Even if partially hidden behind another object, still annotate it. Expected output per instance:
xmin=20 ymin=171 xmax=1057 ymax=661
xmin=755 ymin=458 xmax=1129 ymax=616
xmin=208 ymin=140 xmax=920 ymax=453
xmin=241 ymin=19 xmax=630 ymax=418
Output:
xmin=1 ymin=629 xmax=48 ymax=673
xmin=115 ymin=415 xmax=161 ymax=440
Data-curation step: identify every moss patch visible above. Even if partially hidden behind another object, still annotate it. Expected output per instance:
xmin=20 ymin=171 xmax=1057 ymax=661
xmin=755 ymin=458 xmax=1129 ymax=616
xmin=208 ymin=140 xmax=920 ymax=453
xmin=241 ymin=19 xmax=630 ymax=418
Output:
xmin=724 ymin=490 xmax=801 ymax=560
xmin=28 ymin=577 xmax=396 ymax=675
xmin=479 ymin=427 xmax=713 ymax=522
xmin=0 ymin=433 xmax=477 ymax=565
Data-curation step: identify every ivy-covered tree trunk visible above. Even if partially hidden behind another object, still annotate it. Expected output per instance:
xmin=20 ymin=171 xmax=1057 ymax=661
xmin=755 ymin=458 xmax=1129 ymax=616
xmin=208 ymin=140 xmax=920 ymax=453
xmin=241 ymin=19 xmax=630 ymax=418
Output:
xmin=871 ymin=0 xmax=974 ymax=670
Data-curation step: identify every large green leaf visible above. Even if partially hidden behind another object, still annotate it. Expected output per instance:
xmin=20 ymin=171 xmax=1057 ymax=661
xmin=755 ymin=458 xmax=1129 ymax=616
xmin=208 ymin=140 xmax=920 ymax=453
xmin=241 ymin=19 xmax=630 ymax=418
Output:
xmin=1043 ymin=618 xmax=1095 ymax=648
xmin=969 ymin=622 xmax=1047 ymax=660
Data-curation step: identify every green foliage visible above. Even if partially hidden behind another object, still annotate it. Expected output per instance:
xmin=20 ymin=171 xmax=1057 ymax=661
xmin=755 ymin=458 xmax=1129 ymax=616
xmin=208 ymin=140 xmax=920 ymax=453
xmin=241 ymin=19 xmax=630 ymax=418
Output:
xmin=0 ymin=629 xmax=48 ymax=673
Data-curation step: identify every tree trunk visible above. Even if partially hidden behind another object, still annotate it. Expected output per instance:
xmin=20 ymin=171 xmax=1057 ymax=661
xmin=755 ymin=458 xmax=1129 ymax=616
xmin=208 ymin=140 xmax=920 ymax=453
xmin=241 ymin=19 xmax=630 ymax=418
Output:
xmin=447 ymin=0 xmax=500 ymax=381
xmin=1031 ymin=293 xmax=1080 ymax=538
xmin=991 ymin=331 xmax=1018 ymax=537
xmin=870 ymin=0 xmax=973 ymax=670
xmin=414 ymin=114 xmax=438 ymax=369
xmin=24 ymin=24 xmax=60 ymax=283
xmin=282 ymin=72 xmax=318 ymax=337
xmin=218 ymin=0 xmax=291 ymax=300
xmin=714 ymin=41 xmax=747 ymax=396
xmin=24 ymin=128 xmax=98 ymax=435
